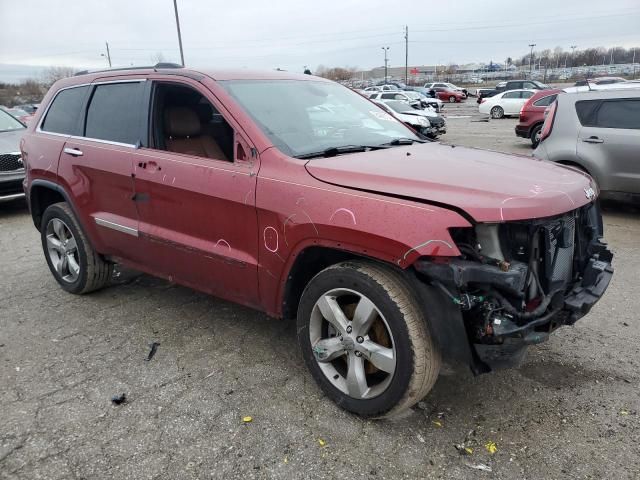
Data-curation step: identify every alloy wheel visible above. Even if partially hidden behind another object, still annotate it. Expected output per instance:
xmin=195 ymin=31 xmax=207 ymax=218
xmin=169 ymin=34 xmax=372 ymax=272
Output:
xmin=309 ymin=288 xmax=396 ymax=399
xmin=45 ymin=218 xmax=80 ymax=283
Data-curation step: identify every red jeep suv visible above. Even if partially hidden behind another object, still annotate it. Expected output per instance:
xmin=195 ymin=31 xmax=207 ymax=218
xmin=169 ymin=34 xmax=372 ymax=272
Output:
xmin=21 ymin=65 xmax=613 ymax=417
xmin=515 ymin=88 xmax=562 ymax=147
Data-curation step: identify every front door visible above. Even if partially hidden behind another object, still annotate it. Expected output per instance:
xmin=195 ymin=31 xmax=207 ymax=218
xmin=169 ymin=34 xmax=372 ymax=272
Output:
xmin=132 ymin=79 xmax=261 ymax=307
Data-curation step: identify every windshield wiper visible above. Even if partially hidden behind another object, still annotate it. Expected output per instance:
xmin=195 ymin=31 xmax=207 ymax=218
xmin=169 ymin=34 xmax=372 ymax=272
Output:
xmin=380 ymin=137 xmax=424 ymax=146
xmin=295 ymin=144 xmax=389 ymax=159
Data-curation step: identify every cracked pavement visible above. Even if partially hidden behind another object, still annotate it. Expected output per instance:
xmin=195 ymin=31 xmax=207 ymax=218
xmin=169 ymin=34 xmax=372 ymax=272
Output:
xmin=1 ymin=106 xmax=639 ymax=479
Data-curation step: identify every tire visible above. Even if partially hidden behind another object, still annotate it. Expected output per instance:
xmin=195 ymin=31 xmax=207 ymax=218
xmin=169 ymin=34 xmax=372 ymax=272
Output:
xmin=448 ymin=95 xmax=456 ymax=103
xmin=41 ymin=202 xmax=113 ymax=294
xmin=530 ymin=124 xmax=542 ymax=148
xmin=297 ymin=260 xmax=440 ymax=418
xmin=491 ymin=106 xmax=504 ymax=119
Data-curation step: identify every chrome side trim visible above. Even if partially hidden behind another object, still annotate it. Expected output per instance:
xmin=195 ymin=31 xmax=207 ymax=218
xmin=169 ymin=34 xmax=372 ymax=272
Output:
xmin=94 ymin=217 xmax=138 ymax=237
xmin=0 ymin=193 xmax=26 ymax=201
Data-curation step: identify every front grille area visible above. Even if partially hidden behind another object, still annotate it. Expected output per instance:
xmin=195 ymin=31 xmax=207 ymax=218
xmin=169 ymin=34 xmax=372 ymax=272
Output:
xmin=0 ymin=153 xmax=23 ymax=172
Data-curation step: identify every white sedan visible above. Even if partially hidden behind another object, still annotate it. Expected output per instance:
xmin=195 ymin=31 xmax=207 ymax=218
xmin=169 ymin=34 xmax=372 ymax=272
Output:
xmin=479 ymin=89 xmax=536 ymax=119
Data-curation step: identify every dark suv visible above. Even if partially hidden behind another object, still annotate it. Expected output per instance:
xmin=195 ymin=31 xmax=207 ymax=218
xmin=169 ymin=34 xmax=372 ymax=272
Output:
xmin=21 ymin=66 xmax=613 ymax=418
xmin=478 ymin=80 xmax=550 ymax=103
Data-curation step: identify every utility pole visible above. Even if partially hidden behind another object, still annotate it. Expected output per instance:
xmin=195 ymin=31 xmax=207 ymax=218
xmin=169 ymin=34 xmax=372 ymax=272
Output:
xmin=528 ymin=43 xmax=536 ymax=78
xmin=381 ymin=47 xmax=389 ymax=83
xmin=633 ymin=48 xmax=637 ymax=79
xmin=570 ymin=45 xmax=577 ymax=73
xmin=173 ymin=0 xmax=185 ymax=66
xmin=404 ymin=26 xmax=408 ymax=85
xmin=101 ymin=42 xmax=112 ymax=67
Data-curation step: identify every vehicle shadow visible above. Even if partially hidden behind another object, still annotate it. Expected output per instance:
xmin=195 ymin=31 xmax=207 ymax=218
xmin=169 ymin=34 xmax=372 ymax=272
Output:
xmin=0 ymin=197 xmax=28 ymax=218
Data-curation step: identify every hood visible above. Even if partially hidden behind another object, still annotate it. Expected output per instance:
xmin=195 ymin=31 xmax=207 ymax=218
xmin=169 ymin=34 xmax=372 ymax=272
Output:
xmin=0 ymin=129 xmax=25 ymax=153
xmin=305 ymin=143 xmax=594 ymax=222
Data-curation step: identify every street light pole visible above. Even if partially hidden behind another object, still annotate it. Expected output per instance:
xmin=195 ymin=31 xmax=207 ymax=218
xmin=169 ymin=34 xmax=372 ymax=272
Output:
xmin=382 ymin=47 xmax=389 ymax=83
xmin=528 ymin=43 xmax=536 ymax=78
xmin=404 ymin=26 xmax=408 ymax=85
xmin=100 ymin=42 xmax=112 ymax=67
xmin=173 ymin=0 xmax=185 ymax=66
xmin=570 ymin=45 xmax=577 ymax=69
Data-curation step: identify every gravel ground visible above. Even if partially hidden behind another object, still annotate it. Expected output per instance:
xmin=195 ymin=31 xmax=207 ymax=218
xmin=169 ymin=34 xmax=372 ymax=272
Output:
xmin=1 ymin=103 xmax=639 ymax=479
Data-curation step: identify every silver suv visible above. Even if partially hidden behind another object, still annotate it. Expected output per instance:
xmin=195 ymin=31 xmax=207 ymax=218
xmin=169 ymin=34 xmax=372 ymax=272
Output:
xmin=533 ymin=88 xmax=640 ymax=202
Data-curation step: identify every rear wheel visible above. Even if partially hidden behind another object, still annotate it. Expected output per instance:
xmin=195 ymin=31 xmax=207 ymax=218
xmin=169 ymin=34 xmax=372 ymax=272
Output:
xmin=297 ymin=261 xmax=440 ymax=418
xmin=41 ymin=202 xmax=113 ymax=294
xmin=448 ymin=95 xmax=456 ymax=103
xmin=491 ymin=106 xmax=504 ymax=119
xmin=530 ymin=124 xmax=542 ymax=148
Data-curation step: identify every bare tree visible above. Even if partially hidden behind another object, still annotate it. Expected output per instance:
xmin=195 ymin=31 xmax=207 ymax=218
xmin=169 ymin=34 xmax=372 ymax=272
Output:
xmin=42 ymin=66 xmax=77 ymax=87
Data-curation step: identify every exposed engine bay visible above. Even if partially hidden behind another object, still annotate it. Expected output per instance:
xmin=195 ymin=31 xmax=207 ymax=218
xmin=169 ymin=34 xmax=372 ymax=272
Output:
xmin=414 ymin=201 xmax=614 ymax=370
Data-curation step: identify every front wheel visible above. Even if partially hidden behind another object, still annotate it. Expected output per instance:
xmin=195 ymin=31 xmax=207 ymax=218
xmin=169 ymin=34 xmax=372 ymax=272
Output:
xmin=297 ymin=261 xmax=440 ymax=418
xmin=448 ymin=95 xmax=456 ymax=103
xmin=41 ymin=202 xmax=113 ymax=294
xmin=491 ymin=106 xmax=504 ymax=119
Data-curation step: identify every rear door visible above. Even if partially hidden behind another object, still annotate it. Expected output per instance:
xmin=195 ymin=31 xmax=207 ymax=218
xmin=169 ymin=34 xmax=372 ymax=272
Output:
xmin=576 ymin=97 xmax=640 ymax=194
xmin=56 ymin=79 xmax=148 ymax=259
xmin=132 ymin=78 xmax=261 ymax=306
xmin=500 ymin=91 xmax=521 ymax=114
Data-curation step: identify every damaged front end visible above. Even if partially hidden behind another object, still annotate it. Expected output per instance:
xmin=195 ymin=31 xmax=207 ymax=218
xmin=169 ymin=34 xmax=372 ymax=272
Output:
xmin=414 ymin=201 xmax=613 ymax=372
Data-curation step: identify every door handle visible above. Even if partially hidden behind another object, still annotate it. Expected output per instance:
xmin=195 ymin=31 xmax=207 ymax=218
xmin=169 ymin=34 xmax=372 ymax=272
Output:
xmin=63 ymin=147 xmax=83 ymax=157
xmin=583 ymin=136 xmax=604 ymax=144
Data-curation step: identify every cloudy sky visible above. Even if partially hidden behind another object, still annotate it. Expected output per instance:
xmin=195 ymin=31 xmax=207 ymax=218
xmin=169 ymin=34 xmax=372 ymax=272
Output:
xmin=0 ymin=0 xmax=639 ymax=79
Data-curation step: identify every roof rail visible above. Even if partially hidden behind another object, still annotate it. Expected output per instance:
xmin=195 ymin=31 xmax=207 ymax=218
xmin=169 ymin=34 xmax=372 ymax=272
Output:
xmin=74 ymin=63 xmax=183 ymax=77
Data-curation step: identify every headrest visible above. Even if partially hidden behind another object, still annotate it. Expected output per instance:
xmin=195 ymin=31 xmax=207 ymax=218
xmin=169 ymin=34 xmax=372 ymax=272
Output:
xmin=164 ymin=106 xmax=201 ymax=137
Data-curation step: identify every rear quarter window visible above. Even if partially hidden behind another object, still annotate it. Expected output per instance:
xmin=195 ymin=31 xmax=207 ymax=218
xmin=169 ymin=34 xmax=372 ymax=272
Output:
xmin=533 ymin=94 xmax=557 ymax=107
xmin=40 ymin=86 xmax=89 ymax=135
xmin=576 ymin=98 xmax=640 ymax=129
xmin=84 ymin=82 xmax=145 ymax=144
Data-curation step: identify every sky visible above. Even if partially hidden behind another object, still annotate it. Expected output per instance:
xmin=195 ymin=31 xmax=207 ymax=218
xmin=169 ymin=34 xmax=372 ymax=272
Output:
xmin=0 ymin=0 xmax=639 ymax=81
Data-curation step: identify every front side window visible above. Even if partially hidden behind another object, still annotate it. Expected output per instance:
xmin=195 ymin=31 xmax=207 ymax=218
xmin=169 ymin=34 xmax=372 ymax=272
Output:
xmin=0 ymin=109 xmax=26 ymax=132
xmin=41 ymin=86 xmax=89 ymax=135
xmin=220 ymin=80 xmax=418 ymax=158
xmin=503 ymin=91 xmax=519 ymax=99
xmin=149 ymin=83 xmax=234 ymax=161
xmin=85 ymin=82 xmax=145 ymax=144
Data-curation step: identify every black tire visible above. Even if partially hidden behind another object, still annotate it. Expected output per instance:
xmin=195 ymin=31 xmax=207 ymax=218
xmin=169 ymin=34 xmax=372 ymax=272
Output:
xmin=530 ymin=124 xmax=543 ymax=148
xmin=491 ymin=106 xmax=504 ymax=119
xmin=41 ymin=202 xmax=113 ymax=294
xmin=448 ymin=95 xmax=456 ymax=103
xmin=297 ymin=260 xmax=440 ymax=418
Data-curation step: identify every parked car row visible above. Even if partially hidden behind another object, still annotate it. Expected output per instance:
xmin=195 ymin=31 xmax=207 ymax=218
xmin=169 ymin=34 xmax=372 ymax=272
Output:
xmin=0 ymin=108 xmax=27 ymax=201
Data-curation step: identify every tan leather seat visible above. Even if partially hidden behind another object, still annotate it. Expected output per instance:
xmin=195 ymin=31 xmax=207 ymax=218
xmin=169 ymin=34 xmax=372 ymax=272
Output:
xmin=164 ymin=106 xmax=226 ymax=160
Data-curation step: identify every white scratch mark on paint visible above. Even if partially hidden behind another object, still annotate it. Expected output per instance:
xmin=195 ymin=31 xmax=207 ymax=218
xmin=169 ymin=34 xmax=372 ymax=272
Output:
xmin=295 ymin=197 xmax=306 ymax=206
xmin=399 ymin=239 xmax=454 ymax=264
xmin=172 ymin=177 xmax=176 ymax=185
xmin=215 ymin=239 xmax=231 ymax=250
xmin=283 ymin=213 xmax=297 ymax=246
xmin=162 ymin=174 xmax=167 ymax=183
xmin=329 ymin=208 xmax=357 ymax=225
xmin=499 ymin=189 xmax=575 ymax=221
xmin=263 ymin=226 xmax=279 ymax=252
xmin=266 ymin=269 xmax=277 ymax=279
xmin=300 ymin=210 xmax=319 ymax=235
xmin=244 ymin=190 xmax=253 ymax=205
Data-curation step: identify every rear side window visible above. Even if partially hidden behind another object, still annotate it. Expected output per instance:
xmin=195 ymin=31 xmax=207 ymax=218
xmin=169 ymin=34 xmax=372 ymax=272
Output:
xmin=41 ymin=86 xmax=89 ymax=135
xmin=85 ymin=82 xmax=145 ymax=144
xmin=534 ymin=94 xmax=557 ymax=107
xmin=576 ymin=99 xmax=640 ymax=129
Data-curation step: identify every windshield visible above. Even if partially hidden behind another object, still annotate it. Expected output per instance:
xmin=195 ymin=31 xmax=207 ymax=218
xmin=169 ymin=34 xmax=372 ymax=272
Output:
xmin=221 ymin=80 xmax=419 ymax=157
xmin=0 ymin=109 xmax=26 ymax=131
xmin=533 ymin=81 xmax=550 ymax=89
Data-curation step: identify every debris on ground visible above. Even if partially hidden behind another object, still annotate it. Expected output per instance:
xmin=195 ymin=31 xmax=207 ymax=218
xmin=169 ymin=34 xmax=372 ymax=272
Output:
xmin=464 ymin=462 xmax=492 ymax=472
xmin=417 ymin=434 xmax=426 ymax=443
xmin=454 ymin=429 xmax=476 ymax=455
xmin=485 ymin=441 xmax=498 ymax=454
xmin=432 ymin=420 xmax=443 ymax=428
xmin=619 ymin=409 xmax=629 ymax=416
xmin=145 ymin=342 xmax=160 ymax=361
xmin=205 ymin=371 xmax=215 ymax=379
xmin=242 ymin=416 xmax=253 ymax=423
xmin=455 ymin=444 xmax=473 ymax=455
xmin=318 ymin=438 xmax=327 ymax=447
xmin=111 ymin=393 xmax=127 ymax=405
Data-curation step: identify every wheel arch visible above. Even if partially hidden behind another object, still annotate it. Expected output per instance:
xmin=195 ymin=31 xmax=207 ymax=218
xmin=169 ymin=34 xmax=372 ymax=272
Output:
xmin=29 ymin=180 xmax=72 ymax=230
